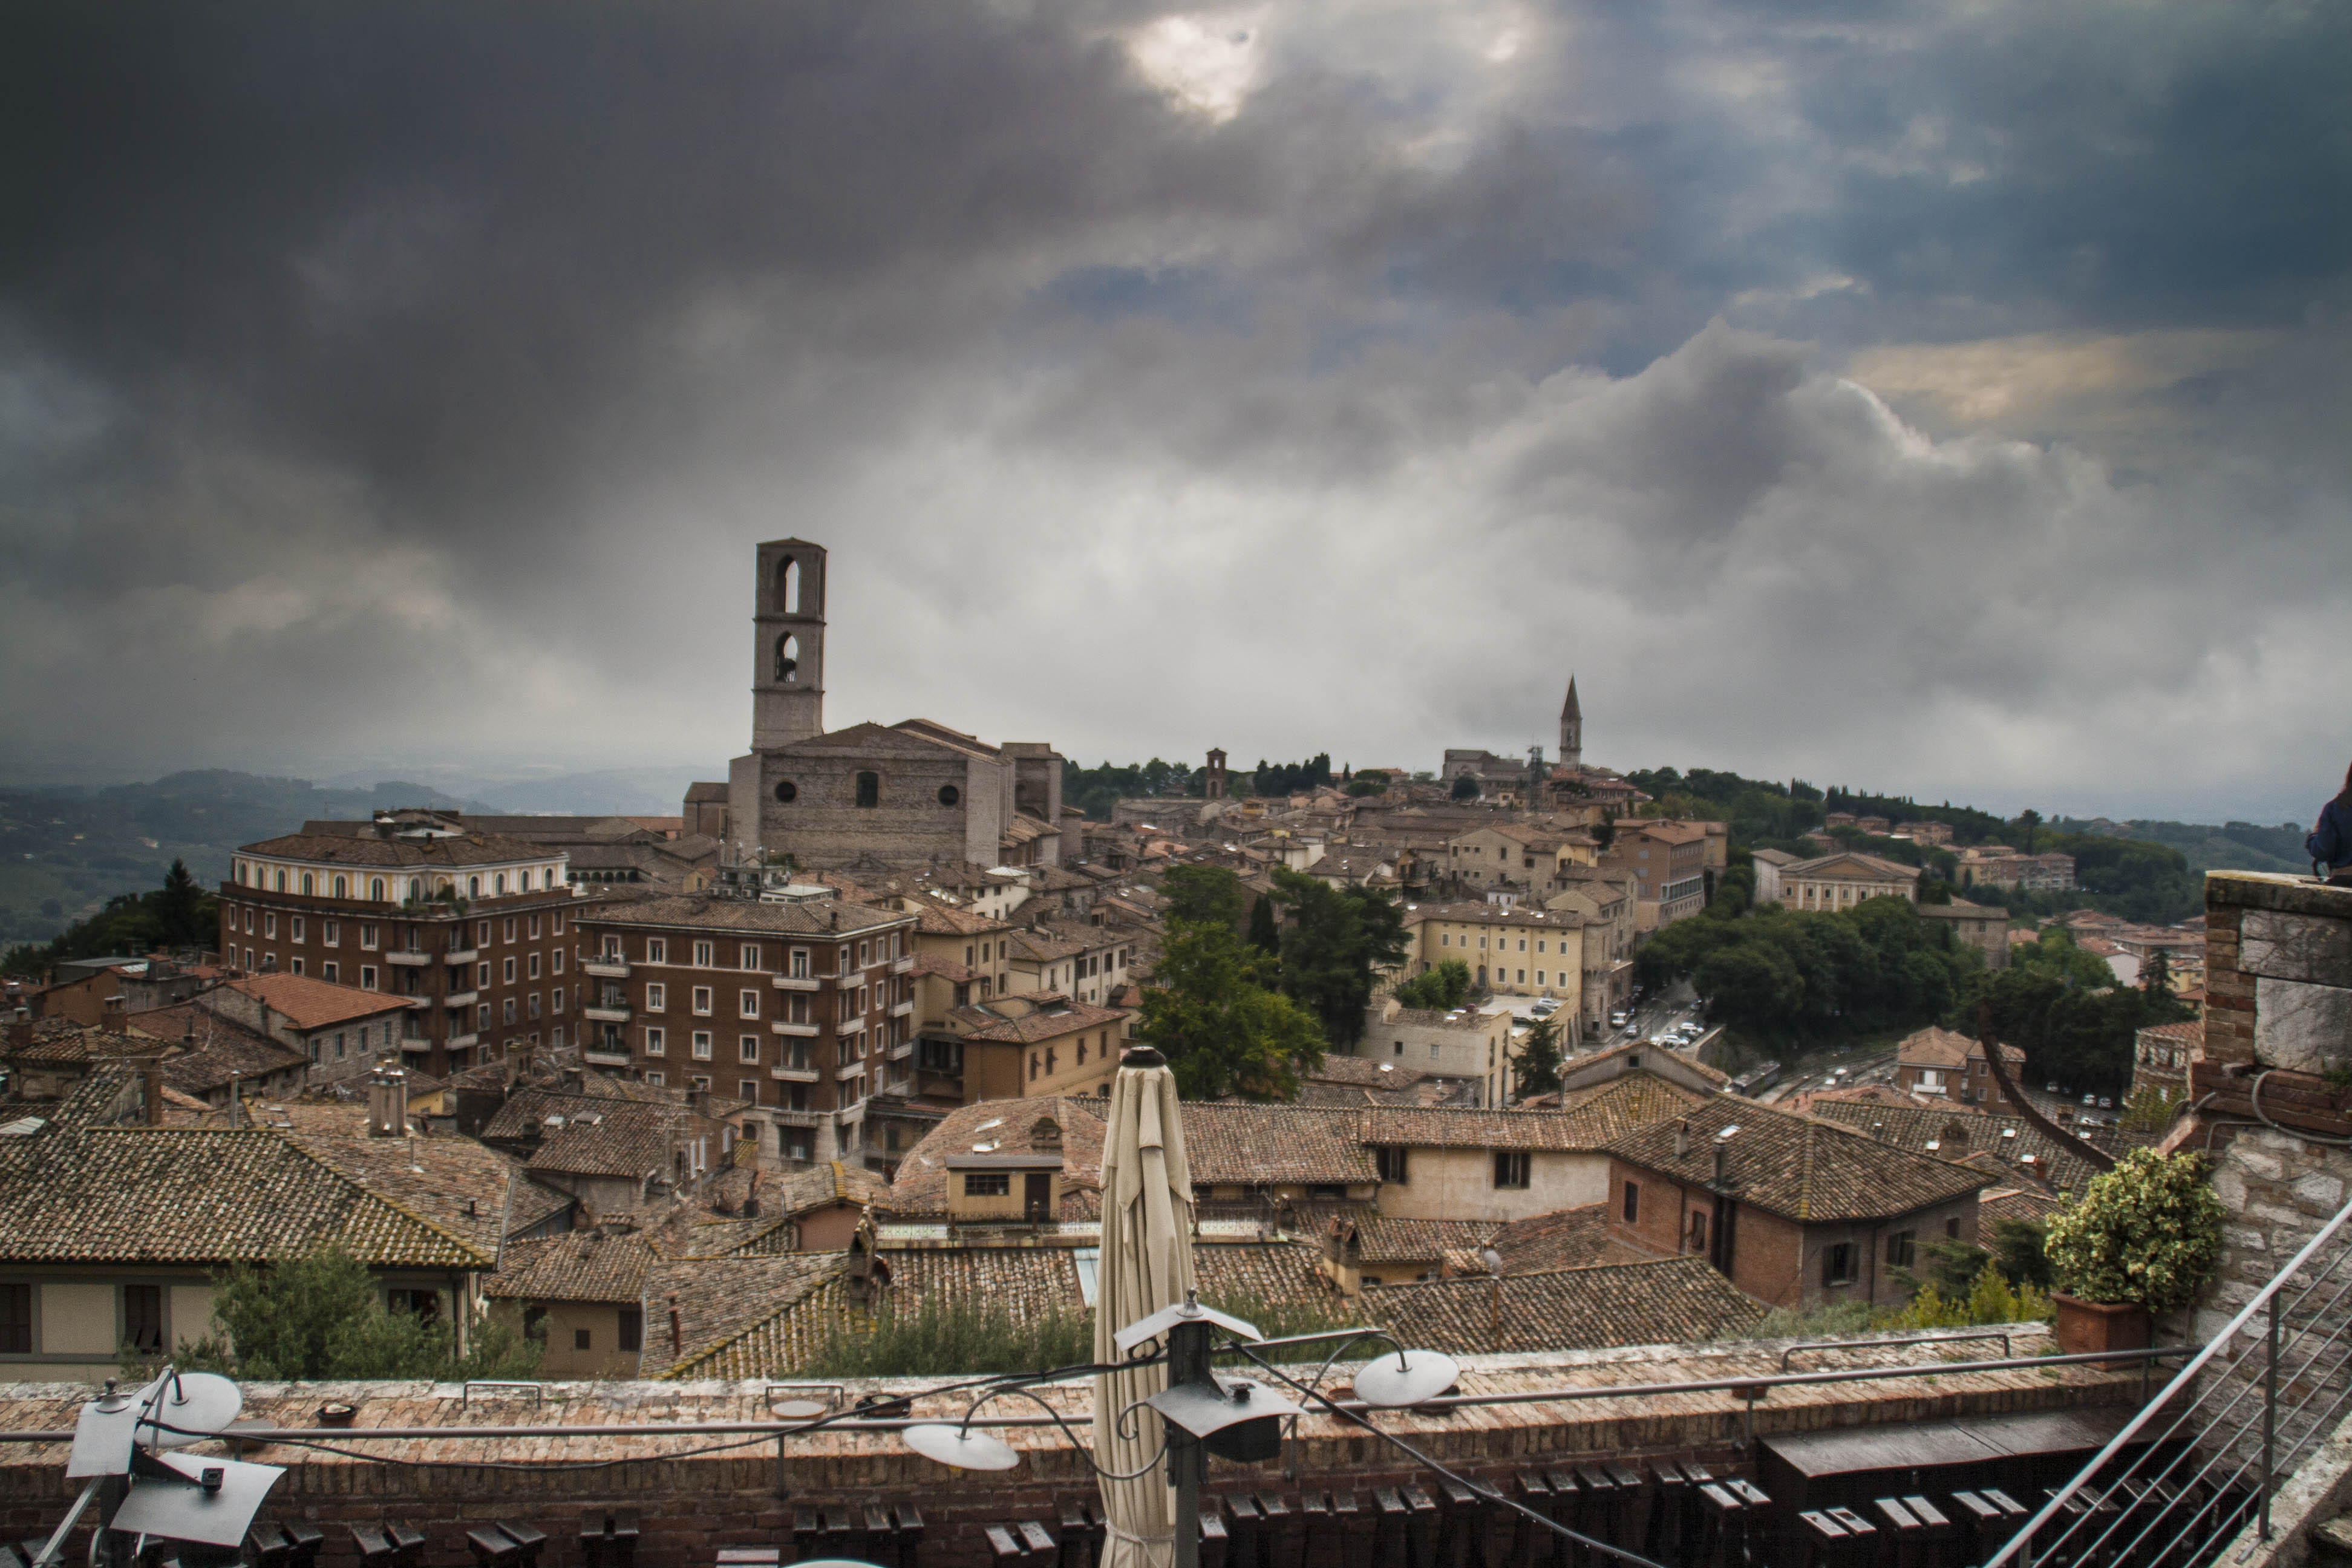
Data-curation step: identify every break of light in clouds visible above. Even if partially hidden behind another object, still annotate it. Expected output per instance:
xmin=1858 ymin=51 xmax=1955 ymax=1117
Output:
xmin=1 ymin=0 xmax=2347 ymax=823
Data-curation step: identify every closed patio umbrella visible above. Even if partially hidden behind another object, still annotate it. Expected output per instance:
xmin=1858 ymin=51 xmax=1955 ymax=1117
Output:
xmin=1093 ymin=1047 xmax=1198 ymax=1568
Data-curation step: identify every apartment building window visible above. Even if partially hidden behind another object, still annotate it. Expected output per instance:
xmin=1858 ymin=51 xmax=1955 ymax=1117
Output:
xmin=1493 ymin=1152 xmax=1530 ymax=1190
xmin=503 ymin=918 xmax=517 ymax=942
xmin=528 ymin=953 xmax=541 ymax=979
xmin=503 ymin=998 xmax=517 ymax=1025
xmin=552 ymin=950 xmax=564 ymax=975
xmin=529 ymin=914 xmax=542 ymax=939
xmin=647 ymin=938 xmax=667 ymax=964
xmin=528 ymin=993 xmax=541 ymax=1020
xmin=739 ymin=944 xmax=761 ymax=970
xmin=739 ymin=1035 xmax=760 ymax=1063
xmin=646 ymin=984 xmax=666 ymax=1011
xmin=790 ymin=948 xmax=811 ymax=978
xmin=264 ymin=912 xmax=277 ymax=938
xmin=361 ymin=965 xmax=377 ymax=990
xmin=477 ymin=920 xmax=491 ymax=946
xmin=322 ymin=920 xmax=339 ymax=946
xmin=786 ymin=993 xmax=810 ymax=1024
xmin=477 ymin=962 xmax=491 ymax=988
xmin=551 ymin=987 xmax=563 ymax=1013
xmin=838 ymin=945 xmax=851 ymax=973
xmin=692 ymin=987 xmax=713 ymax=1015
xmin=1822 ymin=1243 xmax=1858 ymax=1287
xmin=692 ymin=1031 xmax=713 ymax=1060
xmin=289 ymin=958 xmax=305 ymax=976
xmin=553 ymin=911 xmax=565 ymax=935
xmin=739 ymin=1078 xmax=760 ymax=1105
xmin=857 ymin=985 xmax=869 ymax=1014
xmin=244 ymin=909 xmax=255 ymax=934
xmin=123 ymin=1285 xmax=165 ymax=1354
xmin=1374 ymin=1147 xmax=1409 ymax=1184
xmin=739 ymin=989 xmax=760 ymax=1019
xmin=503 ymin=957 xmax=517 ymax=984
xmin=784 ymin=1040 xmax=812 ymax=1070
xmin=322 ymin=962 xmax=338 ymax=984
xmin=855 ymin=771 xmax=880 ymax=808
xmin=694 ymin=941 xmax=715 ymax=967
xmin=360 ymin=923 xmax=377 ymax=950
xmin=1886 ymin=1230 xmax=1916 ymax=1269
xmin=645 ymin=1027 xmax=665 ymax=1056
xmin=1622 ymin=1180 xmax=1640 ymax=1223
xmin=645 ymin=1071 xmax=665 ymax=1086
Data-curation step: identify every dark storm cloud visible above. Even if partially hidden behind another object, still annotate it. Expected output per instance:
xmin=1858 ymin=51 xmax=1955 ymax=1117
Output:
xmin=1 ymin=0 xmax=2347 ymax=821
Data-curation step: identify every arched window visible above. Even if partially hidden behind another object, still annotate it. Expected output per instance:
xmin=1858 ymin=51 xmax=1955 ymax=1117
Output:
xmin=776 ymin=634 xmax=799 ymax=684
xmin=495 ymin=873 xmax=508 ymax=895
xmin=855 ymin=771 xmax=880 ymax=809
xmin=408 ymin=878 xmax=422 ymax=901
xmin=777 ymin=556 xmax=801 ymax=613
xmin=274 ymin=869 xmax=287 ymax=892
xmin=468 ymin=876 xmax=481 ymax=898
xmin=301 ymin=873 xmax=314 ymax=895
xmin=332 ymin=875 xmax=347 ymax=899
xmin=371 ymin=877 xmax=386 ymax=901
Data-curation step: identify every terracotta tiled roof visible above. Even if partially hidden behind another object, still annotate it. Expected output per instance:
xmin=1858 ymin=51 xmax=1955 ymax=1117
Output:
xmin=1304 ymin=1056 xmax=1431 ymax=1089
xmin=1183 ymin=1103 xmax=1377 ymax=1187
xmin=505 ymin=1177 xmax=577 ymax=1238
xmin=1981 ymin=1186 xmax=2066 ymax=1227
xmin=909 ymin=950 xmax=979 ymax=983
xmin=1606 ymin=1099 xmax=1987 ymax=1223
xmin=121 ymin=1005 xmax=305 ymax=1094
xmin=1362 ymin=1074 xmax=1707 ymax=1152
xmin=1338 ymin=1215 xmax=1499 ymax=1266
xmin=1 ymin=1017 xmax=152 ymax=1065
xmin=0 ymin=1116 xmax=495 ymax=1269
xmin=237 ymin=831 xmax=560 ymax=868
xmin=1487 ymin=1203 xmax=1646 ymax=1273
xmin=1403 ymin=903 xmax=1589 ymax=932
xmin=224 ymin=973 xmax=411 ymax=1031
xmin=1803 ymin=1100 xmax=2148 ymax=1199
xmin=649 ymin=1251 xmax=844 ymax=1371
xmin=576 ymin=893 xmax=910 ymax=938
xmin=953 ymin=998 xmax=1129 ymax=1045
xmin=1370 ymin=1257 xmax=1763 ymax=1354
xmin=488 ymin=1229 xmax=657 ymax=1303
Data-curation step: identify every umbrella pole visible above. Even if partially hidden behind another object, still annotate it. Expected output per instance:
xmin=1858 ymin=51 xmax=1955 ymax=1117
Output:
xmin=1168 ymin=1316 xmax=1209 ymax=1568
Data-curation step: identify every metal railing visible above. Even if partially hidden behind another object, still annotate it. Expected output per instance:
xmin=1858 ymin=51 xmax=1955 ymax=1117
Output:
xmin=1985 ymin=1183 xmax=2352 ymax=1568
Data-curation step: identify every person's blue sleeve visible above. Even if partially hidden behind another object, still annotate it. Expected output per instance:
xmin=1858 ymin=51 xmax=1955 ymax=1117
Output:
xmin=2313 ymin=802 xmax=2352 ymax=867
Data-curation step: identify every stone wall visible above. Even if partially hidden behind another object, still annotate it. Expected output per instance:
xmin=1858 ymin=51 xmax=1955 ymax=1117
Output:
xmin=2181 ymin=874 xmax=2352 ymax=1342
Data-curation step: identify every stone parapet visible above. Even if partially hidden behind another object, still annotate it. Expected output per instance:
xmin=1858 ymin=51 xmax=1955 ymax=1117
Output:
xmin=2202 ymin=872 xmax=2352 ymax=1074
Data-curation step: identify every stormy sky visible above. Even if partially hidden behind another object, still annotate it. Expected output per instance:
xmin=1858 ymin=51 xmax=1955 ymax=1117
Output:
xmin=3 ymin=0 xmax=2347 ymax=822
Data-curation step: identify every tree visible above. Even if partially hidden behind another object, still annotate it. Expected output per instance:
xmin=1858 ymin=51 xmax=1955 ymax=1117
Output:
xmin=153 ymin=858 xmax=211 ymax=947
xmin=1137 ymin=917 xmax=1325 ymax=1100
xmin=154 ymin=1246 xmax=540 ymax=1381
xmin=1514 ymin=1014 xmax=1564 ymax=1101
xmin=1246 ymin=895 xmax=1281 ymax=954
xmin=1393 ymin=959 xmax=1471 ymax=1011
xmin=1161 ymin=864 xmax=1246 ymax=929
xmin=1449 ymin=773 xmax=1481 ymax=802
xmin=1269 ymin=869 xmax=1410 ymax=1050
xmin=2141 ymin=947 xmax=2174 ymax=999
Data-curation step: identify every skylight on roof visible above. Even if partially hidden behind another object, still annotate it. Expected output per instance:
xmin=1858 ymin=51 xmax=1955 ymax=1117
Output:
xmin=1716 ymin=1125 xmax=1740 ymax=1140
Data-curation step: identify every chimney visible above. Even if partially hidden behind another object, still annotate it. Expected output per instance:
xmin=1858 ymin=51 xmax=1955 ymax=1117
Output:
xmin=1674 ymin=1120 xmax=1690 ymax=1158
xmin=367 ymin=1062 xmax=408 ymax=1137
xmin=1711 ymin=1141 xmax=1728 ymax=1186
xmin=140 ymin=1059 xmax=165 ymax=1126
xmin=7 ymin=1013 xmax=31 ymax=1050
xmin=228 ymin=1071 xmax=243 ymax=1129
xmin=560 ymin=1067 xmax=584 ymax=1093
xmin=102 ymin=995 xmax=126 ymax=1032
xmin=687 ymin=1088 xmax=707 ymax=1117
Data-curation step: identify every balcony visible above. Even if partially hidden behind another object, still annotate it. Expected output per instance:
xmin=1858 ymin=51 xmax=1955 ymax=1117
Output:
xmin=387 ymin=950 xmax=431 ymax=967
xmin=584 ymin=1005 xmax=631 ymax=1024
xmin=889 ymin=1040 xmax=914 ymax=1061
xmin=889 ymin=955 xmax=914 ymax=975
xmin=584 ymin=1048 xmax=633 ymax=1067
xmin=835 ymin=1062 xmax=865 ymax=1082
xmin=770 ymin=1065 xmax=821 ymax=1083
xmin=890 ymin=999 xmax=915 ymax=1019
xmin=584 ymin=959 xmax=630 ymax=979
xmin=445 ymin=1032 xmax=479 ymax=1050
xmin=445 ymin=949 xmax=479 ymax=964
xmin=771 ymin=1020 xmax=820 ymax=1037
xmin=771 ymin=1107 xmax=826 ymax=1128
xmin=772 ymin=974 xmax=822 ymax=991
xmin=445 ymin=989 xmax=478 ymax=1008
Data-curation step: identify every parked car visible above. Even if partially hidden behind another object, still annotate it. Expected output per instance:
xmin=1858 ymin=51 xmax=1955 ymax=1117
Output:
xmin=2082 ymin=1093 xmax=2097 ymax=1105
xmin=1609 ymin=1011 xmax=1628 ymax=1027
xmin=2099 ymin=1096 xmax=2114 ymax=1109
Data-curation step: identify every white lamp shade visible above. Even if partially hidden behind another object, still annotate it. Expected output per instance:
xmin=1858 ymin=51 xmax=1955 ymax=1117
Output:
xmin=901 ymin=1423 xmax=1021 ymax=1471
xmin=1353 ymin=1350 xmax=1460 ymax=1408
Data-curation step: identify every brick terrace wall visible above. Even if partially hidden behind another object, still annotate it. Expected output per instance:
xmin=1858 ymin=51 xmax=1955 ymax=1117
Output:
xmin=0 ymin=1332 xmax=2136 ymax=1568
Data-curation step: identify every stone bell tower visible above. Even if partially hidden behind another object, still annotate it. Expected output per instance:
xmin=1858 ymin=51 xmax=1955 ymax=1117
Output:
xmin=753 ymin=539 xmax=826 ymax=751
xmin=1559 ymin=675 xmax=1583 ymax=770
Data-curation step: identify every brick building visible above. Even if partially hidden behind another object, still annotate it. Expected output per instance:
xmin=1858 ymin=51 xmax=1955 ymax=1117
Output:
xmin=1918 ymin=896 xmax=2011 ymax=970
xmin=1892 ymin=1024 xmax=2029 ymax=1111
xmin=220 ymin=818 xmax=580 ymax=1076
xmin=1605 ymin=1099 xmax=1987 ymax=1311
xmin=570 ymin=892 xmax=916 ymax=1165
xmin=1598 ymin=820 xmax=1713 ymax=930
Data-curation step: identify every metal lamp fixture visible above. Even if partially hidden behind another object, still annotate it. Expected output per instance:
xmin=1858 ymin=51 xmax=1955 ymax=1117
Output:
xmin=41 ymin=1367 xmax=284 ymax=1568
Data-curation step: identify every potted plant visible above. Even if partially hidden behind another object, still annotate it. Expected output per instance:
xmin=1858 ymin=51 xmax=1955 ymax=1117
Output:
xmin=2043 ymin=1148 xmax=2226 ymax=1359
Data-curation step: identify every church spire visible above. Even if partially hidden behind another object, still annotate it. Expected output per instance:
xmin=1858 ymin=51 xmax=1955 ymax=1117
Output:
xmin=1558 ymin=675 xmax=1583 ymax=769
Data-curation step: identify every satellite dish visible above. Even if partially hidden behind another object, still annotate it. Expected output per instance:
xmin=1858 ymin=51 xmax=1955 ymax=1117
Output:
xmin=901 ymin=1423 xmax=1021 ymax=1471
xmin=142 ymin=1373 xmax=243 ymax=1449
xmin=1354 ymin=1350 xmax=1460 ymax=1409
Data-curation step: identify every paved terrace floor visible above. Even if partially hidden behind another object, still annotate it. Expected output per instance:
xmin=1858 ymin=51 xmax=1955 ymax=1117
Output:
xmin=0 ymin=1327 xmax=2145 ymax=1568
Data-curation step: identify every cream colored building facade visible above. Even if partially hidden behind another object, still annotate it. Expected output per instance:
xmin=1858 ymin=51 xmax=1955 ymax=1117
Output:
xmin=1775 ymin=851 xmax=1920 ymax=912
xmin=1402 ymin=903 xmax=1588 ymax=1020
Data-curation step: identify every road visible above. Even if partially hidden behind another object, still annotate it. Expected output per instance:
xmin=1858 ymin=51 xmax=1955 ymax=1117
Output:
xmin=1489 ymin=981 xmax=1710 ymax=1059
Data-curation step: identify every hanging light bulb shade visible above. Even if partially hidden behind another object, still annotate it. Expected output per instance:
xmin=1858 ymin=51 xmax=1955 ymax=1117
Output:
xmin=901 ymin=1423 xmax=1022 ymax=1471
xmin=1353 ymin=1350 xmax=1460 ymax=1409
xmin=141 ymin=1373 xmax=244 ymax=1449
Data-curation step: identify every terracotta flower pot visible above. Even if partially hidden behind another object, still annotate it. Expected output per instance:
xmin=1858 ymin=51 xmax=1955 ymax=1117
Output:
xmin=2053 ymin=1293 xmax=2151 ymax=1368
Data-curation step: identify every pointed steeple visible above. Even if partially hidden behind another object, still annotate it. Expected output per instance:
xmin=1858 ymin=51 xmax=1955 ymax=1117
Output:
xmin=1558 ymin=675 xmax=1583 ymax=769
xmin=1561 ymin=675 xmax=1581 ymax=722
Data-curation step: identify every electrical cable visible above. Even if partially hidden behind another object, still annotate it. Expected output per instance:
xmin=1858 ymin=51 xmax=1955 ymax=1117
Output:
xmin=2249 ymin=1069 xmax=2352 ymax=1147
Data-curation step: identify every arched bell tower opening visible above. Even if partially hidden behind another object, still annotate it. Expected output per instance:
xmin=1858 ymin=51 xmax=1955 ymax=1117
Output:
xmin=751 ymin=540 xmax=826 ymax=750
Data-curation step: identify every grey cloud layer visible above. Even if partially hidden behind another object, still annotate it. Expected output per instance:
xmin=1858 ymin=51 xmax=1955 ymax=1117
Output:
xmin=1 ymin=0 xmax=2345 ymax=819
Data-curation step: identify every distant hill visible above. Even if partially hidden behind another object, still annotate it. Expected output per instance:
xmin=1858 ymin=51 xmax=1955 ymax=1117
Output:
xmin=469 ymin=768 xmax=702 ymax=817
xmin=2058 ymin=817 xmax=2313 ymax=878
xmin=0 ymin=771 xmax=493 ymax=946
